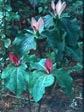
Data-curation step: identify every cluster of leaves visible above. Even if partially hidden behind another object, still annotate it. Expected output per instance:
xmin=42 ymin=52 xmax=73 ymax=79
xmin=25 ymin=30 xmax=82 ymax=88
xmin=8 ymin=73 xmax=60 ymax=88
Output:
xmin=0 ymin=0 xmax=20 ymax=68
xmin=66 ymin=0 xmax=83 ymax=17
xmin=0 ymin=0 xmax=83 ymax=104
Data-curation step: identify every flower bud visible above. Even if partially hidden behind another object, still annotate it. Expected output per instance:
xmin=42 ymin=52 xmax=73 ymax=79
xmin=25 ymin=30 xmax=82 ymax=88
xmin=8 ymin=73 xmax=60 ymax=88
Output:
xmin=45 ymin=59 xmax=53 ymax=74
xmin=51 ymin=0 xmax=66 ymax=17
xmin=31 ymin=17 xmax=44 ymax=33
xmin=9 ymin=53 xmax=20 ymax=66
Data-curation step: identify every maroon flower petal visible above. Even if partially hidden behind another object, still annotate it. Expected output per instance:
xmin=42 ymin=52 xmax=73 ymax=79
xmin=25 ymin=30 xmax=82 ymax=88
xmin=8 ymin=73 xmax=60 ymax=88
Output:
xmin=45 ymin=59 xmax=53 ymax=74
xmin=32 ymin=25 xmax=38 ymax=32
xmin=9 ymin=53 xmax=20 ymax=66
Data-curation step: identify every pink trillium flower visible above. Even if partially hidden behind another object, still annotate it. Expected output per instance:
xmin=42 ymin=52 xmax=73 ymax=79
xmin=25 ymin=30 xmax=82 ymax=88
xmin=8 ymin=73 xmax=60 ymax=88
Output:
xmin=9 ymin=53 xmax=20 ymax=66
xmin=31 ymin=17 xmax=44 ymax=33
xmin=45 ymin=59 xmax=53 ymax=74
xmin=51 ymin=0 xmax=66 ymax=17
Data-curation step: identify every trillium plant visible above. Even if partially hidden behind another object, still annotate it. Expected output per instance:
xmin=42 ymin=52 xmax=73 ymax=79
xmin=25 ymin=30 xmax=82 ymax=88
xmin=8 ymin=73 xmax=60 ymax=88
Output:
xmin=31 ymin=17 xmax=44 ymax=33
xmin=1 ymin=0 xmax=82 ymax=112
xmin=51 ymin=0 xmax=66 ymax=18
xmin=9 ymin=53 xmax=20 ymax=66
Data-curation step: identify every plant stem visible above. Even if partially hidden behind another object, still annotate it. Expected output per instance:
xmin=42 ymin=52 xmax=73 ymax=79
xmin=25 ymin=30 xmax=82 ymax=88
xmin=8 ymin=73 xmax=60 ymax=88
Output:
xmin=52 ymin=79 xmax=58 ymax=96
xmin=36 ymin=39 xmax=43 ymax=58
xmin=38 ymin=99 xmax=42 ymax=112
xmin=28 ymin=91 xmax=32 ymax=112
xmin=27 ymin=84 xmax=32 ymax=112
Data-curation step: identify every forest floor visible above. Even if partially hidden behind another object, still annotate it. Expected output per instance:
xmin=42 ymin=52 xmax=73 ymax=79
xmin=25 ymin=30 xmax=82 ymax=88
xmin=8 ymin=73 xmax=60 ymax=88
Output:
xmin=0 ymin=77 xmax=83 ymax=112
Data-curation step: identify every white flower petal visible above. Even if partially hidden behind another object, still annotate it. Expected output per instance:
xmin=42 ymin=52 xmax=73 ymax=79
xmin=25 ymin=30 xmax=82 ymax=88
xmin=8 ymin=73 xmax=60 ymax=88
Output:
xmin=60 ymin=2 xmax=66 ymax=15
xmin=37 ymin=17 xmax=44 ymax=31
xmin=56 ymin=0 xmax=66 ymax=17
xmin=51 ymin=1 xmax=56 ymax=11
xmin=56 ymin=0 xmax=62 ymax=15
xmin=31 ymin=17 xmax=37 ymax=32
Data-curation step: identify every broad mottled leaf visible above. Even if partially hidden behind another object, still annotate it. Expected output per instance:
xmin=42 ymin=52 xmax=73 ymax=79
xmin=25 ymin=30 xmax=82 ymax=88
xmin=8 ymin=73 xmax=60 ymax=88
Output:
xmin=65 ymin=46 xmax=83 ymax=62
xmin=1 ymin=64 xmax=29 ymax=96
xmin=42 ymin=29 xmax=66 ymax=61
xmin=30 ymin=59 xmax=47 ymax=71
xmin=61 ymin=18 xmax=80 ymax=47
xmin=1 ymin=66 xmax=15 ymax=79
xmin=13 ymin=33 xmax=36 ymax=56
xmin=42 ymin=29 xmax=60 ymax=47
xmin=28 ymin=71 xmax=54 ymax=102
xmin=43 ymin=15 xmax=53 ymax=28
xmin=53 ymin=68 xmax=73 ymax=96
xmin=22 ymin=54 xmax=39 ymax=63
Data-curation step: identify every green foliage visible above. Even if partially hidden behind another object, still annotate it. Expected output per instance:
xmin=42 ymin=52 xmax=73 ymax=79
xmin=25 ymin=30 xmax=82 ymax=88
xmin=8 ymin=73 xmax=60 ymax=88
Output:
xmin=30 ymin=59 xmax=47 ymax=71
xmin=61 ymin=18 xmax=80 ymax=47
xmin=29 ymin=0 xmax=52 ymax=8
xmin=53 ymin=68 xmax=73 ymax=96
xmin=13 ymin=32 xmax=36 ymax=56
xmin=2 ymin=38 xmax=11 ymax=48
xmin=1 ymin=64 xmax=29 ymax=96
xmin=28 ymin=71 xmax=54 ymax=102
xmin=68 ymin=63 xmax=83 ymax=74
xmin=43 ymin=15 xmax=53 ymax=28
xmin=65 ymin=46 xmax=83 ymax=62
xmin=0 ymin=0 xmax=83 ymax=105
xmin=46 ymin=51 xmax=56 ymax=63
xmin=28 ymin=0 xmax=40 ymax=8
xmin=66 ymin=0 xmax=83 ymax=17
xmin=22 ymin=54 xmax=39 ymax=63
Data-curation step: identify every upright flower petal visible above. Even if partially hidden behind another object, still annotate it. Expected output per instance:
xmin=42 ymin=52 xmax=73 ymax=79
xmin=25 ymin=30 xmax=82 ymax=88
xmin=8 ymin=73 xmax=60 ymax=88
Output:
xmin=51 ymin=1 xmax=56 ymax=11
xmin=45 ymin=59 xmax=53 ymax=74
xmin=9 ymin=53 xmax=20 ymax=66
xmin=51 ymin=0 xmax=66 ymax=17
xmin=37 ymin=17 xmax=44 ymax=31
xmin=31 ymin=17 xmax=37 ymax=32
xmin=56 ymin=0 xmax=62 ymax=16
xmin=31 ymin=17 xmax=44 ymax=33
xmin=56 ymin=0 xmax=66 ymax=17
xmin=59 ymin=2 xmax=66 ymax=16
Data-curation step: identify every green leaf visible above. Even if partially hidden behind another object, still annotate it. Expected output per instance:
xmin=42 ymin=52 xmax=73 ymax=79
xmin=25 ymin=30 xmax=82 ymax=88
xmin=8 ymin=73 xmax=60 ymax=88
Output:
xmin=1 ymin=64 xmax=29 ymax=96
xmin=65 ymin=46 xmax=83 ymax=62
xmin=1 ymin=66 xmax=15 ymax=79
xmin=3 ymin=38 xmax=11 ymax=48
xmin=43 ymin=15 xmax=53 ymax=28
xmin=38 ymin=7 xmax=43 ymax=13
xmin=13 ymin=33 xmax=36 ymax=56
xmin=28 ymin=0 xmax=40 ymax=8
xmin=53 ymin=68 xmax=73 ymax=96
xmin=61 ymin=18 xmax=80 ymax=47
xmin=30 ymin=59 xmax=46 ymax=71
xmin=22 ymin=54 xmax=39 ymax=63
xmin=43 ymin=29 xmax=66 ymax=61
xmin=28 ymin=71 xmax=54 ymax=102
xmin=5 ymin=5 xmax=12 ymax=11
xmin=42 ymin=29 xmax=60 ymax=47
xmin=68 ymin=63 xmax=83 ymax=74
